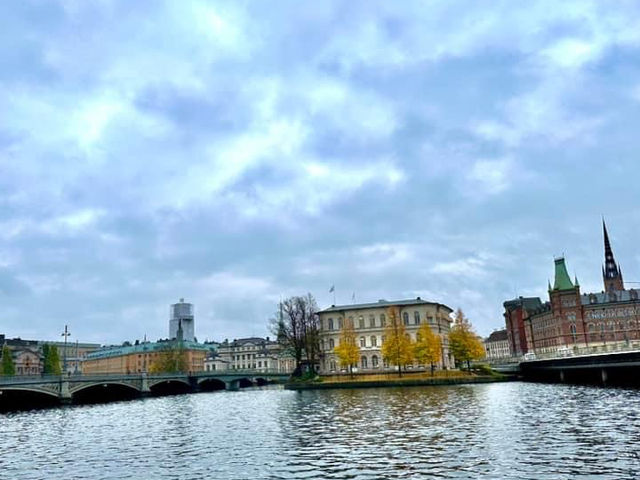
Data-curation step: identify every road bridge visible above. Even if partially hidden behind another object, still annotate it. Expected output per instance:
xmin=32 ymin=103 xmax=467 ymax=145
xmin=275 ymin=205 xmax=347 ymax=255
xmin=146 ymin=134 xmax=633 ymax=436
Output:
xmin=0 ymin=370 xmax=289 ymax=410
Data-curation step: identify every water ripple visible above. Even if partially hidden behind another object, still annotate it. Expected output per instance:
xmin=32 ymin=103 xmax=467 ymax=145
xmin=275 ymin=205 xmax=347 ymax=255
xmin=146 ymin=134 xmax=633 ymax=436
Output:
xmin=2 ymin=383 xmax=640 ymax=479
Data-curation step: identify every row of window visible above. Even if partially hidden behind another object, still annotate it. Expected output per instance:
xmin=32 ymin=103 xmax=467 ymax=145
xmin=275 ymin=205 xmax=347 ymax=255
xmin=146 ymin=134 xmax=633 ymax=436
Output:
xmin=321 ymin=331 xmax=445 ymax=350
xmin=325 ymin=312 xmax=439 ymax=330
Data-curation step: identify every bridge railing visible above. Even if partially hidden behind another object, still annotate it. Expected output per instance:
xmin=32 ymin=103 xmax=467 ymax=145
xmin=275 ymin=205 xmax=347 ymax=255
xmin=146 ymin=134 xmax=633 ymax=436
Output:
xmin=521 ymin=340 xmax=640 ymax=362
xmin=0 ymin=369 xmax=290 ymax=385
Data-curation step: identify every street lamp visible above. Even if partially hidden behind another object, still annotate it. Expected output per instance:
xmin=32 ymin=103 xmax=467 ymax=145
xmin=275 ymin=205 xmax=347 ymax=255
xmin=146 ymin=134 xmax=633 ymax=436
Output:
xmin=61 ymin=325 xmax=71 ymax=374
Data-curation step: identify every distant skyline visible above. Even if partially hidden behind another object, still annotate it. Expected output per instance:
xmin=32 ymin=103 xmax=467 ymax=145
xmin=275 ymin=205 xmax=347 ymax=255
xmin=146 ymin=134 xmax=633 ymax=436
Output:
xmin=2 ymin=1 xmax=640 ymax=344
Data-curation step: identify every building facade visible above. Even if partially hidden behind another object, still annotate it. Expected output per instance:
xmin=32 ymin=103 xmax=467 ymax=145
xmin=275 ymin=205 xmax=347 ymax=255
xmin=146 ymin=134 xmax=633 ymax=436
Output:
xmin=504 ymin=222 xmax=640 ymax=356
xmin=82 ymin=341 xmax=214 ymax=374
xmin=0 ymin=334 xmax=100 ymax=375
xmin=484 ymin=329 xmax=510 ymax=360
xmin=317 ymin=297 xmax=454 ymax=374
xmin=207 ymin=337 xmax=295 ymax=373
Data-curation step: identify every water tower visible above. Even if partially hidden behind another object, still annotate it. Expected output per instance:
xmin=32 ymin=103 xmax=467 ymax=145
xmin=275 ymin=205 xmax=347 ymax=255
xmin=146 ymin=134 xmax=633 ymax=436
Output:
xmin=169 ymin=298 xmax=195 ymax=342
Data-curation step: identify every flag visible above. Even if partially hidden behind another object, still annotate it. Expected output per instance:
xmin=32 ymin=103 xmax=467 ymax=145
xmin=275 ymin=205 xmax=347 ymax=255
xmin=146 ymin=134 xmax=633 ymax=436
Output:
xmin=329 ymin=285 xmax=335 ymax=293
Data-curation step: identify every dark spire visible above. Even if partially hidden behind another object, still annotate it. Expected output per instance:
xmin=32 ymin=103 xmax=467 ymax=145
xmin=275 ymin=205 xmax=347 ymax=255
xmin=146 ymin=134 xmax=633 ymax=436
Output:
xmin=602 ymin=219 xmax=624 ymax=292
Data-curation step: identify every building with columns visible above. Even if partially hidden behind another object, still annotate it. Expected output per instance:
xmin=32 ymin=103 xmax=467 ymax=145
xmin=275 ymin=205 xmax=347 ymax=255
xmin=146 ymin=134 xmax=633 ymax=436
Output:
xmin=206 ymin=337 xmax=295 ymax=373
xmin=317 ymin=297 xmax=454 ymax=374
xmin=504 ymin=221 xmax=640 ymax=357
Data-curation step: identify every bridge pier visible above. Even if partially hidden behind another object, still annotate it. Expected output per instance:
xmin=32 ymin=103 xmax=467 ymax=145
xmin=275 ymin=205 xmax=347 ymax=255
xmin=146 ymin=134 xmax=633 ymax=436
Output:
xmin=140 ymin=373 xmax=151 ymax=398
xmin=226 ymin=381 xmax=239 ymax=391
xmin=59 ymin=377 xmax=72 ymax=405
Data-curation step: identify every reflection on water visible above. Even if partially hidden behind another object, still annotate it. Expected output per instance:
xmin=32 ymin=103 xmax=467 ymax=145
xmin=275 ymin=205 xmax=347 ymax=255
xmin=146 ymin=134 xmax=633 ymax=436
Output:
xmin=2 ymin=383 xmax=640 ymax=479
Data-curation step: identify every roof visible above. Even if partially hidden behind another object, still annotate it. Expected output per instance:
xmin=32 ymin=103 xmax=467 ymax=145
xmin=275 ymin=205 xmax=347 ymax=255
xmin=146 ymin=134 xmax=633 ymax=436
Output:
xmin=486 ymin=329 xmax=508 ymax=343
xmin=581 ymin=289 xmax=639 ymax=305
xmin=553 ymin=257 xmax=575 ymax=291
xmin=318 ymin=297 xmax=453 ymax=314
xmin=503 ymin=297 xmax=543 ymax=312
xmin=85 ymin=341 xmax=215 ymax=360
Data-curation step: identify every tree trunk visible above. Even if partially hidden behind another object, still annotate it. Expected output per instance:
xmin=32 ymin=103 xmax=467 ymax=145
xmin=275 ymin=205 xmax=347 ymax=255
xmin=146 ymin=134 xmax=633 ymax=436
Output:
xmin=466 ymin=359 xmax=471 ymax=372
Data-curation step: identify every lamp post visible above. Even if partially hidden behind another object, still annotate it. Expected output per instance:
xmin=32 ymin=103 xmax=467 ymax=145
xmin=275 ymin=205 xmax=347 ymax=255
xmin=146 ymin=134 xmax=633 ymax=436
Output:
xmin=61 ymin=325 xmax=71 ymax=374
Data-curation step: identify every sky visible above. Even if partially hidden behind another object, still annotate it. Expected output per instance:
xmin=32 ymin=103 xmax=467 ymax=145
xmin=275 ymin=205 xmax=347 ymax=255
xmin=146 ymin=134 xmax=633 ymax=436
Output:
xmin=2 ymin=1 xmax=640 ymax=345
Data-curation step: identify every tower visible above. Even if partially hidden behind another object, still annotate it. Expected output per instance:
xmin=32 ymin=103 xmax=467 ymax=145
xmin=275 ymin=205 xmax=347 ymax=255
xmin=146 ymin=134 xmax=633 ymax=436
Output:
xmin=169 ymin=298 xmax=195 ymax=342
xmin=602 ymin=220 xmax=624 ymax=293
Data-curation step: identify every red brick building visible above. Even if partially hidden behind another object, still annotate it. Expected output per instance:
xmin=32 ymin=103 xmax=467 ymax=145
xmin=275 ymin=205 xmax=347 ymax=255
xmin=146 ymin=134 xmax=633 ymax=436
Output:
xmin=504 ymin=222 xmax=640 ymax=357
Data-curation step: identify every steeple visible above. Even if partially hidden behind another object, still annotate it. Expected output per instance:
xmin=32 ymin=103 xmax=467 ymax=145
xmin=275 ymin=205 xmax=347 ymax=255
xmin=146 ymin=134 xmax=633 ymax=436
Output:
xmin=602 ymin=219 xmax=624 ymax=293
xmin=553 ymin=257 xmax=574 ymax=291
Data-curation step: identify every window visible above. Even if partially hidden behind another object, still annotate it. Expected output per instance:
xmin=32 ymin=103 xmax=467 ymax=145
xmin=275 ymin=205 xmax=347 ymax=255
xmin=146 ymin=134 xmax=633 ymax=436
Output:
xmin=361 ymin=356 xmax=368 ymax=368
xmin=369 ymin=315 xmax=375 ymax=328
xmin=330 ymin=361 xmax=336 ymax=371
xmin=360 ymin=336 xmax=366 ymax=347
xmin=328 ymin=318 xmax=334 ymax=330
xmin=372 ymin=355 xmax=379 ymax=368
xmin=570 ymin=324 xmax=577 ymax=343
xmin=414 ymin=311 xmax=420 ymax=325
xmin=359 ymin=316 xmax=365 ymax=329
xmin=382 ymin=335 xmax=386 ymax=344
xmin=370 ymin=336 xmax=377 ymax=347
xmin=403 ymin=312 xmax=409 ymax=325
xmin=428 ymin=316 xmax=434 ymax=324
xmin=380 ymin=314 xmax=386 ymax=326
xmin=329 ymin=338 xmax=335 ymax=349
xmin=339 ymin=318 xmax=344 ymax=329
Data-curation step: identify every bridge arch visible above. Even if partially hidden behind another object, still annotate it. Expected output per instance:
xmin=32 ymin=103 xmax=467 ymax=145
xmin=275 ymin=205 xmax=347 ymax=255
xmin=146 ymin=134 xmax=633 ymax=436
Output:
xmin=0 ymin=387 xmax=61 ymax=411
xmin=149 ymin=379 xmax=192 ymax=396
xmin=0 ymin=386 xmax=60 ymax=399
xmin=198 ymin=378 xmax=226 ymax=391
xmin=71 ymin=383 xmax=141 ymax=404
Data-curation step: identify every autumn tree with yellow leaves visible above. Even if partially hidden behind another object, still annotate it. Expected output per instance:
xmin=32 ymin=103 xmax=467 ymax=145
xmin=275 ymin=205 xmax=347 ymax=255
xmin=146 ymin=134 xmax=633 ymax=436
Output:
xmin=333 ymin=317 xmax=360 ymax=377
xmin=449 ymin=308 xmax=485 ymax=371
xmin=381 ymin=306 xmax=414 ymax=377
xmin=414 ymin=322 xmax=442 ymax=375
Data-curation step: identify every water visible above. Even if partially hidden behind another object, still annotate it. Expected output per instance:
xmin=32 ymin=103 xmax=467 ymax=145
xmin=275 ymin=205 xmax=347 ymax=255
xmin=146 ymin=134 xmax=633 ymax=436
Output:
xmin=2 ymin=382 xmax=640 ymax=479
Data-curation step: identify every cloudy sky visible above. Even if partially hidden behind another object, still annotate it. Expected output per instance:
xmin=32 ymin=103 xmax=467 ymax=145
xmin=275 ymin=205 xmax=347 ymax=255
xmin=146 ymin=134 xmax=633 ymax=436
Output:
xmin=2 ymin=1 xmax=640 ymax=345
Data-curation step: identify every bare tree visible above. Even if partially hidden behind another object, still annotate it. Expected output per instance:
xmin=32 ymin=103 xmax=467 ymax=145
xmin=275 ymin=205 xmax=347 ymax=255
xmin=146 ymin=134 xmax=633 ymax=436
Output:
xmin=271 ymin=293 xmax=320 ymax=376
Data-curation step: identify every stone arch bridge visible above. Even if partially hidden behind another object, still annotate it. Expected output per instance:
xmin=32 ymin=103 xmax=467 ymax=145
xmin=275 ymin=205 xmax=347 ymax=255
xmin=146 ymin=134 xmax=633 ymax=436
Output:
xmin=0 ymin=371 xmax=289 ymax=407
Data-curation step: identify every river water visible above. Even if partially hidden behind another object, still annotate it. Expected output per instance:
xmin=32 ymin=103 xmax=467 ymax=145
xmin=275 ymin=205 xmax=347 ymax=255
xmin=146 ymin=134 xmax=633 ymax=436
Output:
xmin=2 ymin=382 xmax=639 ymax=479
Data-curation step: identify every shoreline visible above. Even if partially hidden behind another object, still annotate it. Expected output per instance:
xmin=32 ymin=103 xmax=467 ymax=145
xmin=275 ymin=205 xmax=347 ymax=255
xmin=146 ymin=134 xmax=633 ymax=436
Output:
xmin=285 ymin=374 xmax=514 ymax=390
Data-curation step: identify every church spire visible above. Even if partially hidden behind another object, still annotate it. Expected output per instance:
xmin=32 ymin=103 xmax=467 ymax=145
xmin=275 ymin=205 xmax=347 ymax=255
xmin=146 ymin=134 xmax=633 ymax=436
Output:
xmin=603 ymin=219 xmax=624 ymax=293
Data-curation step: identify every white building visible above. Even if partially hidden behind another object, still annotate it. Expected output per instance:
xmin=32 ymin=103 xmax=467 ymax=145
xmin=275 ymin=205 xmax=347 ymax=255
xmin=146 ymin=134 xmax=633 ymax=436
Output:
xmin=207 ymin=337 xmax=295 ymax=373
xmin=484 ymin=329 xmax=511 ymax=360
xmin=317 ymin=297 xmax=454 ymax=374
xmin=169 ymin=298 xmax=195 ymax=342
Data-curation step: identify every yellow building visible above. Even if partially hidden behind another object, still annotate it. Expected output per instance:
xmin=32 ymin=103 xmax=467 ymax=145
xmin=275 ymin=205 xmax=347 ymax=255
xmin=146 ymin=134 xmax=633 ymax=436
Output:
xmin=83 ymin=341 xmax=214 ymax=375
xmin=317 ymin=297 xmax=454 ymax=374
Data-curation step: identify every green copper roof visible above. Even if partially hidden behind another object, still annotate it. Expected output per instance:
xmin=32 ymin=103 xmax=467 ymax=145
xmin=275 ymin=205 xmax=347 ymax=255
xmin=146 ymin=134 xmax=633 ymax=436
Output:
xmin=553 ymin=257 xmax=575 ymax=291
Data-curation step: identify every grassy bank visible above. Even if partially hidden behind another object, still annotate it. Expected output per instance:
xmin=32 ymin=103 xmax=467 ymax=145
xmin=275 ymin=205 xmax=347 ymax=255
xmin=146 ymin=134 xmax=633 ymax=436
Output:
xmin=285 ymin=370 xmax=513 ymax=390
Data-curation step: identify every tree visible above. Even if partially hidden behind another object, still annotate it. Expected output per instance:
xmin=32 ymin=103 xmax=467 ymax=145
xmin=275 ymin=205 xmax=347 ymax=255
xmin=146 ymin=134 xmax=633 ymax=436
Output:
xmin=43 ymin=344 xmax=61 ymax=375
xmin=149 ymin=341 xmax=188 ymax=373
xmin=271 ymin=294 xmax=320 ymax=376
xmin=449 ymin=308 xmax=485 ymax=371
xmin=381 ymin=306 xmax=414 ymax=377
xmin=414 ymin=323 xmax=442 ymax=376
xmin=333 ymin=318 xmax=360 ymax=377
xmin=1 ymin=345 xmax=15 ymax=376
